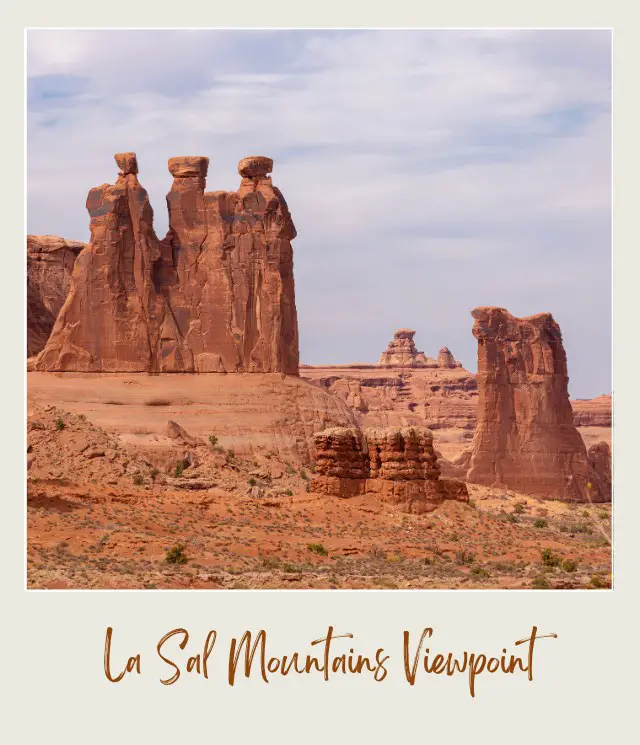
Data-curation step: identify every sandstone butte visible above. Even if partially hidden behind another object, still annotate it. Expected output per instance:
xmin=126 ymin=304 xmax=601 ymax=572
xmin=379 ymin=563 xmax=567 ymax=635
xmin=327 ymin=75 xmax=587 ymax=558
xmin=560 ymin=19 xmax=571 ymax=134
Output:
xmin=466 ymin=307 xmax=610 ymax=502
xmin=36 ymin=153 xmax=298 ymax=374
xmin=310 ymin=425 xmax=468 ymax=514
xmin=27 ymin=235 xmax=86 ymax=357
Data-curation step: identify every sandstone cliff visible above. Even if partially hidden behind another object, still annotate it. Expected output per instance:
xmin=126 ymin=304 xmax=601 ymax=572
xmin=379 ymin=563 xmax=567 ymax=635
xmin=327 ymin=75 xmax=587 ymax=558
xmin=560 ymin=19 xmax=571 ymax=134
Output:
xmin=27 ymin=235 xmax=85 ymax=357
xmin=36 ymin=153 xmax=299 ymax=374
xmin=466 ymin=307 xmax=609 ymax=502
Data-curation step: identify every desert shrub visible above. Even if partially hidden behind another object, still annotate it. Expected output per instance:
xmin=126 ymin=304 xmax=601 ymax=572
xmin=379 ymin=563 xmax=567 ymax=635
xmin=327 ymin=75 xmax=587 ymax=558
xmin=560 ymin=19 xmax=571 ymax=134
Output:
xmin=175 ymin=461 xmax=184 ymax=477
xmin=284 ymin=489 xmax=293 ymax=497
xmin=208 ymin=434 xmax=218 ymax=448
xmin=144 ymin=398 xmax=171 ymax=407
xmin=531 ymin=576 xmax=550 ymax=589
xmin=541 ymin=548 xmax=561 ymax=568
xmin=299 ymin=469 xmax=309 ymax=481
xmin=470 ymin=564 xmax=490 ymax=578
xmin=227 ymin=448 xmax=235 ymax=460
xmin=307 ymin=543 xmax=329 ymax=556
xmin=455 ymin=550 xmax=475 ymax=565
xmin=534 ymin=519 xmax=548 ymax=528
xmin=590 ymin=574 xmax=606 ymax=588
xmin=513 ymin=502 xmax=526 ymax=514
xmin=150 ymin=468 xmax=160 ymax=480
xmin=165 ymin=544 xmax=188 ymax=565
xmin=248 ymin=477 xmax=257 ymax=486
xmin=562 ymin=559 xmax=578 ymax=573
xmin=262 ymin=557 xmax=281 ymax=569
xmin=55 ymin=418 xmax=65 ymax=431
xmin=286 ymin=464 xmax=296 ymax=475
xmin=132 ymin=473 xmax=144 ymax=486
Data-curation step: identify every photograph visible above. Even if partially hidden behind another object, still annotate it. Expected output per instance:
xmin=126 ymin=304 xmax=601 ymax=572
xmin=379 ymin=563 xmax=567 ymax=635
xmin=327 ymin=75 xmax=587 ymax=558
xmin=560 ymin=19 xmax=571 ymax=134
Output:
xmin=26 ymin=28 xmax=612 ymax=590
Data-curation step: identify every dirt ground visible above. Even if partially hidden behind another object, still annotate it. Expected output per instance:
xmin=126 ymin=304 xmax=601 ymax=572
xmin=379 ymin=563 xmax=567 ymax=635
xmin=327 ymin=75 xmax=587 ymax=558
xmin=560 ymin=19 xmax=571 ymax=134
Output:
xmin=26 ymin=377 xmax=612 ymax=591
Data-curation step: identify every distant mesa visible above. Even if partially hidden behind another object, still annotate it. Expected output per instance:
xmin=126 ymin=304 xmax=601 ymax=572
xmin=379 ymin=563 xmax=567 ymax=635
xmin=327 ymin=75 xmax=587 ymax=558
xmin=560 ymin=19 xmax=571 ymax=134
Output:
xmin=35 ymin=151 xmax=298 ymax=374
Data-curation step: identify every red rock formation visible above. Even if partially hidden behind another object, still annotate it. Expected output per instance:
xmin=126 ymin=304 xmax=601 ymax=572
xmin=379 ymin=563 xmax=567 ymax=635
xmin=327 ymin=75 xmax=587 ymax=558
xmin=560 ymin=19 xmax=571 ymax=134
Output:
xmin=37 ymin=153 xmax=165 ymax=371
xmin=36 ymin=152 xmax=299 ymax=374
xmin=437 ymin=346 xmax=462 ymax=369
xmin=311 ymin=424 xmax=468 ymax=513
xmin=27 ymin=235 xmax=86 ymax=356
xmin=378 ymin=329 xmax=434 ymax=367
xmin=588 ymin=441 xmax=612 ymax=499
xmin=467 ymin=307 xmax=608 ymax=502
xmin=310 ymin=427 xmax=369 ymax=497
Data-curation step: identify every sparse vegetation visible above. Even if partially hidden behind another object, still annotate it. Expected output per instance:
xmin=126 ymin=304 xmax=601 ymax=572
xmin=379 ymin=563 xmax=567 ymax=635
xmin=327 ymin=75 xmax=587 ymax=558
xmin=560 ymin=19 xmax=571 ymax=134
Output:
xmin=55 ymin=418 xmax=65 ymax=431
xmin=175 ymin=461 xmax=184 ymax=477
xmin=132 ymin=473 xmax=144 ymax=486
xmin=208 ymin=434 xmax=218 ymax=448
xmin=248 ymin=477 xmax=257 ymax=486
xmin=532 ymin=576 xmax=550 ymax=589
xmin=541 ymin=548 xmax=561 ymax=568
xmin=165 ymin=544 xmax=188 ymax=565
xmin=307 ymin=543 xmax=329 ymax=556
xmin=562 ymin=558 xmax=578 ymax=573
xmin=534 ymin=519 xmax=548 ymax=528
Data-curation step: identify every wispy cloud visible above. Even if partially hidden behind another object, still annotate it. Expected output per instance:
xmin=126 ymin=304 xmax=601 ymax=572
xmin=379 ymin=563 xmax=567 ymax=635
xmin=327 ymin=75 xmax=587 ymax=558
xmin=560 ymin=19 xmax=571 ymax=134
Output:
xmin=26 ymin=29 xmax=611 ymax=398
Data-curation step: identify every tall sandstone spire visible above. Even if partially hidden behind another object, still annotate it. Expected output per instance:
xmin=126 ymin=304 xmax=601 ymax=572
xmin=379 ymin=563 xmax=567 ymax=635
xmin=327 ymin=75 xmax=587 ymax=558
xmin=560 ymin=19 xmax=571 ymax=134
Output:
xmin=467 ymin=306 xmax=609 ymax=502
xmin=36 ymin=153 xmax=299 ymax=374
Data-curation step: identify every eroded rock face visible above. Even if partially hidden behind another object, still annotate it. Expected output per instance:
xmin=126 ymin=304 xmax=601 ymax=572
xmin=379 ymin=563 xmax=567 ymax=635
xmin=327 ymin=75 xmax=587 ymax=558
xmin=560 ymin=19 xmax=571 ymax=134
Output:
xmin=27 ymin=235 xmax=86 ymax=357
xmin=467 ymin=307 xmax=608 ymax=502
xmin=588 ymin=441 xmax=612 ymax=498
xmin=36 ymin=152 xmax=299 ymax=374
xmin=310 ymin=427 xmax=369 ymax=497
xmin=437 ymin=346 xmax=461 ymax=369
xmin=378 ymin=329 xmax=434 ymax=367
xmin=311 ymin=424 xmax=468 ymax=513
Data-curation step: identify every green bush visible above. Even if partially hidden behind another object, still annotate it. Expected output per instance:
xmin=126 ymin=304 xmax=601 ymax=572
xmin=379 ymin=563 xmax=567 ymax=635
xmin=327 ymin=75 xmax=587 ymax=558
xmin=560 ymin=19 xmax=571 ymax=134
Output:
xmin=150 ymin=468 xmax=160 ymax=480
xmin=532 ymin=576 xmax=550 ymax=589
xmin=541 ymin=548 xmax=561 ymax=568
xmin=165 ymin=544 xmax=188 ymax=565
xmin=455 ymin=550 xmax=475 ymax=565
xmin=208 ymin=434 xmax=218 ymax=448
xmin=248 ymin=477 xmax=257 ymax=486
xmin=55 ymin=418 xmax=65 ymax=431
xmin=513 ymin=502 xmax=525 ymax=514
xmin=307 ymin=543 xmax=329 ymax=556
xmin=227 ymin=448 xmax=235 ymax=460
xmin=132 ymin=473 xmax=144 ymax=486
xmin=562 ymin=559 xmax=578 ymax=573
xmin=534 ymin=519 xmax=548 ymax=529
xmin=175 ymin=461 xmax=184 ymax=477
xmin=470 ymin=564 xmax=489 ymax=578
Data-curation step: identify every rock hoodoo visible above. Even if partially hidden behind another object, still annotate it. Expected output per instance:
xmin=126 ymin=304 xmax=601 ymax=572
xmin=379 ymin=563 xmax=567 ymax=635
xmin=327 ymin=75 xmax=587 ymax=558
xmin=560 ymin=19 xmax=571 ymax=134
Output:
xmin=311 ymin=424 xmax=468 ymax=513
xmin=378 ymin=329 xmax=433 ymax=367
xmin=437 ymin=346 xmax=462 ymax=369
xmin=467 ymin=307 xmax=609 ymax=502
xmin=27 ymin=235 xmax=86 ymax=357
xmin=36 ymin=152 xmax=299 ymax=374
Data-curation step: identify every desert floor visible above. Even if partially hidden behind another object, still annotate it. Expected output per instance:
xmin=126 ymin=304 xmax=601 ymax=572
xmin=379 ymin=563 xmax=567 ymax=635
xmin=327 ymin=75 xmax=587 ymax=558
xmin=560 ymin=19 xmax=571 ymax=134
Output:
xmin=26 ymin=374 xmax=612 ymax=590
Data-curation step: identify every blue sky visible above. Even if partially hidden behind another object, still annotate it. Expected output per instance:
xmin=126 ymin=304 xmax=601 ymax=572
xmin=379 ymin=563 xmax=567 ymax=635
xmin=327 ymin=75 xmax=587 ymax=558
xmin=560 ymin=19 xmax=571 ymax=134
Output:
xmin=27 ymin=30 xmax=611 ymax=398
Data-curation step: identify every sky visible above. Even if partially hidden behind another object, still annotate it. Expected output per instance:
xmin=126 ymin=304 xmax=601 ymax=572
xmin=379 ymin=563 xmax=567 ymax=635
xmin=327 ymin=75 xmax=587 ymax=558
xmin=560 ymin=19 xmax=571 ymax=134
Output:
xmin=26 ymin=29 xmax=611 ymax=398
